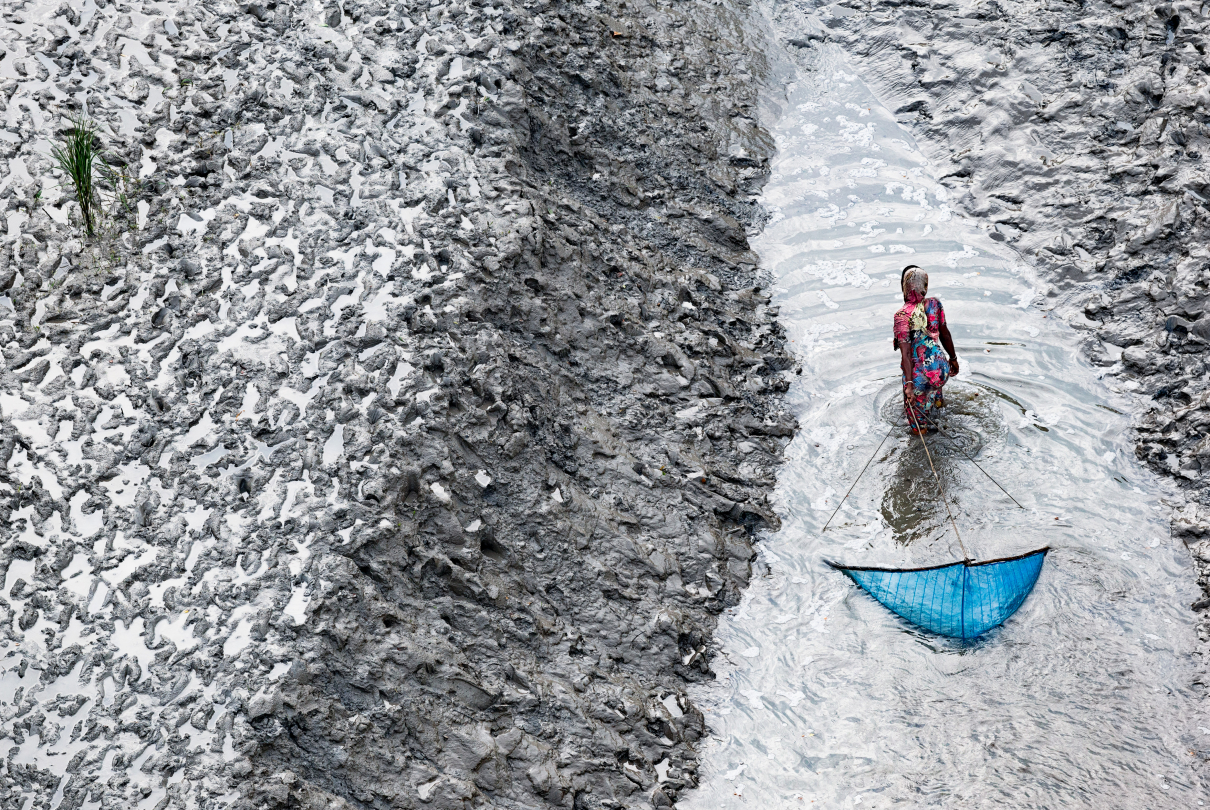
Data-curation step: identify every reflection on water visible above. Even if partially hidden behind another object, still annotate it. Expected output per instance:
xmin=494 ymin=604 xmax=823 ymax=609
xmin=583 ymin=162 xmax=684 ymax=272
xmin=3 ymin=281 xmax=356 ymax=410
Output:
xmin=682 ymin=45 xmax=1209 ymax=810
xmin=878 ymin=443 xmax=943 ymax=547
xmin=871 ymin=381 xmax=1007 ymax=547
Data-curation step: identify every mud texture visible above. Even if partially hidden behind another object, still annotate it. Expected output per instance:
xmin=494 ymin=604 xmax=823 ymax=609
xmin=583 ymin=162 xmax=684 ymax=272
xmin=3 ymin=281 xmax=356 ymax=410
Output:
xmin=0 ymin=0 xmax=796 ymax=808
xmin=764 ymin=0 xmax=1210 ymax=644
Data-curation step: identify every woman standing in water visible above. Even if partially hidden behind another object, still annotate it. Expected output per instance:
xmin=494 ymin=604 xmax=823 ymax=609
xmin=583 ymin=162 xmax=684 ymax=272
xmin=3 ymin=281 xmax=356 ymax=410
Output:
xmin=894 ymin=266 xmax=959 ymax=434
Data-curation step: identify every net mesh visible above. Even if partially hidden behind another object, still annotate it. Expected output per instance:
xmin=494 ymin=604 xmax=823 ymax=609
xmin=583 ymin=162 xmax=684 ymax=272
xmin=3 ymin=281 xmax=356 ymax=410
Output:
xmin=829 ymin=548 xmax=1048 ymax=639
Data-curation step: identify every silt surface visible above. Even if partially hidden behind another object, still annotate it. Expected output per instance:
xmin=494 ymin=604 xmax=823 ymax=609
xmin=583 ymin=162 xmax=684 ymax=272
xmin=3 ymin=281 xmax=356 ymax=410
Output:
xmin=0 ymin=0 xmax=794 ymax=808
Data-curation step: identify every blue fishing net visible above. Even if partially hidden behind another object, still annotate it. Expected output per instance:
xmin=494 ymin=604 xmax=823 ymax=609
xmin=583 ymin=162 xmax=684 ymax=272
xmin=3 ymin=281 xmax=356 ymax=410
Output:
xmin=828 ymin=548 xmax=1048 ymax=639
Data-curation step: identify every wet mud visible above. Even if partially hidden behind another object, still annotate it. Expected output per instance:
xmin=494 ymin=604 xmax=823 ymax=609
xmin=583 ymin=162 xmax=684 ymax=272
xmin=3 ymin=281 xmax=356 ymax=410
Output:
xmin=10 ymin=0 xmax=1210 ymax=807
xmin=0 ymin=0 xmax=793 ymax=808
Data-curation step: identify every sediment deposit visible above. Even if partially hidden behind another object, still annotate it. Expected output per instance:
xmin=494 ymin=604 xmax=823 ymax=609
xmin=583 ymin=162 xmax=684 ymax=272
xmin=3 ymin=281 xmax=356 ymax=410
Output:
xmin=0 ymin=0 xmax=795 ymax=808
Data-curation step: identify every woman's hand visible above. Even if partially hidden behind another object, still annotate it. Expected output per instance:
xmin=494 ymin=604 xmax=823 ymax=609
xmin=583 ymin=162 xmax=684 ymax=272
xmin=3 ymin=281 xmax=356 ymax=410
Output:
xmin=949 ymin=355 xmax=960 ymax=376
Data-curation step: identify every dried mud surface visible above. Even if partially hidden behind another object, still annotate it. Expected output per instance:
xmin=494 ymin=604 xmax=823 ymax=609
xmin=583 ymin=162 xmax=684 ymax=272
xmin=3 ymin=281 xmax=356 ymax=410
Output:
xmin=767 ymin=0 xmax=1210 ymax=648
xmin=0 ymin=0 xmax=795 ymax=808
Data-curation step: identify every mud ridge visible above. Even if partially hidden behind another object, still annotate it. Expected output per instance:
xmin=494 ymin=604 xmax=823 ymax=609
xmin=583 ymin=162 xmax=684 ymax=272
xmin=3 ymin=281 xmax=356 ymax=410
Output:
xmin=0 ymin=0 xmax=794 ymax=808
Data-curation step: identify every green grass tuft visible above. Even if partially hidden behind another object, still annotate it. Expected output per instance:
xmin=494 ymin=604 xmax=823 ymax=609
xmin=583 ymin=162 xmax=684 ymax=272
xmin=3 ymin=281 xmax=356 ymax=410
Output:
xmin=51 ymin=117 xmax=103 ymax=237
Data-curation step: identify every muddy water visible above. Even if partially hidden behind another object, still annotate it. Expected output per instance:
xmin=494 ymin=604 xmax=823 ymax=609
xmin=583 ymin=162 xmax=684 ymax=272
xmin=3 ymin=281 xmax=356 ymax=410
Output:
xmin=682 ymin=48 xmax=1209 ymax=809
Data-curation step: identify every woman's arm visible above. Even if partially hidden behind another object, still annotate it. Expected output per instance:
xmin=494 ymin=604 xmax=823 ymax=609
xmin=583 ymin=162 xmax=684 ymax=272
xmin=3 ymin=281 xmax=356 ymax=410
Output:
xmin=938 ymin=322 xmax=960 ymax=376
xmin=900 ymin=343 xmax=914 ymax=390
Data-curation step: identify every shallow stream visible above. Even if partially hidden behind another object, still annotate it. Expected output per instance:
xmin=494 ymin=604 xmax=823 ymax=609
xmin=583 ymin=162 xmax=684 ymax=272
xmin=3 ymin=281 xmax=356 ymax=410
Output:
xmin=683 ymin=45 xmax=1209 ymax=808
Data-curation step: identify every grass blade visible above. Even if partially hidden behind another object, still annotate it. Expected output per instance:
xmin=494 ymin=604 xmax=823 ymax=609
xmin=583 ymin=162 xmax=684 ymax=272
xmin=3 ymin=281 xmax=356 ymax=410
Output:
xmin=51 ymin=117 xmax=101 ymax=237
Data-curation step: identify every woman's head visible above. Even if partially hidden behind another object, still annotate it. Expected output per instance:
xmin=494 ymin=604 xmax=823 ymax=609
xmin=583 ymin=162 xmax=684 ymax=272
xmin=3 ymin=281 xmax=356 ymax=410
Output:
xmin=901 ymin=265 xmax=928 ymax=303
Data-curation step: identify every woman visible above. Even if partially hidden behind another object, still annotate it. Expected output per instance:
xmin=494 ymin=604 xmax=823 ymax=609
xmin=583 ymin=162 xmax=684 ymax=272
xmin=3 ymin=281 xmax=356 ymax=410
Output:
xmin=894 ymin=266 xmax=959 ymax=434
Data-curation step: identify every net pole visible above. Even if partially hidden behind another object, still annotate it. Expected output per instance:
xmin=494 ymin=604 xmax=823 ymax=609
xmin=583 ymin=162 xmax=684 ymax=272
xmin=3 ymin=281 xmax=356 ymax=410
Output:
xmin=906 ymin=404 xmax=970 ymax=563
xmin=822 ymin=424 xmax=896 ymax=533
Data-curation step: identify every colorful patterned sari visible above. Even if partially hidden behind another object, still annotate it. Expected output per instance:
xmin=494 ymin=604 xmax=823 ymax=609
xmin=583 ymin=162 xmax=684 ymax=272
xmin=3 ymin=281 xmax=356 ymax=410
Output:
xmin=894 ymin=294 xmax=950 ymax=430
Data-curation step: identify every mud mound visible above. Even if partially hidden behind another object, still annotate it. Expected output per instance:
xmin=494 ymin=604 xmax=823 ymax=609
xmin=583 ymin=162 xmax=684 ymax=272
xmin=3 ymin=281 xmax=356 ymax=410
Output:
xmin=0 ymin=0 xmax=793 ymax=808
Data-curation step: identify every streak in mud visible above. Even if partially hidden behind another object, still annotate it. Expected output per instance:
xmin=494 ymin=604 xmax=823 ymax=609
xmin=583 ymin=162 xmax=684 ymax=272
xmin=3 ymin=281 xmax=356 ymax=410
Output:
xmin=683 ymin=47 xmax=1209 ymax=809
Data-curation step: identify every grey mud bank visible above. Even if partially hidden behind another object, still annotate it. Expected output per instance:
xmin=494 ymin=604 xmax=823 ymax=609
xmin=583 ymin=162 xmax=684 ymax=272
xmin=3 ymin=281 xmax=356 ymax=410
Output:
xmin=8 ymin=0 xmax=1210 ymax=808
xmin=764 ymin=1 xmax=1210 ymax=646
xmin=0 ymin=0 xmax=794 ymax=808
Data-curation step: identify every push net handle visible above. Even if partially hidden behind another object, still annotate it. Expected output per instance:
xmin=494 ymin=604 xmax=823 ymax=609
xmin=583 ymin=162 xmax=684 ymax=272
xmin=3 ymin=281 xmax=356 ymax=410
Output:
xmin=821 ymin=425 xmax=896 ymax=533
xmin=906 ymin=405 xmax=970 ymax=562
